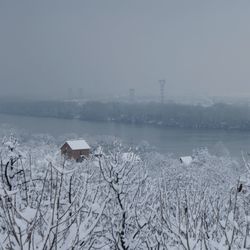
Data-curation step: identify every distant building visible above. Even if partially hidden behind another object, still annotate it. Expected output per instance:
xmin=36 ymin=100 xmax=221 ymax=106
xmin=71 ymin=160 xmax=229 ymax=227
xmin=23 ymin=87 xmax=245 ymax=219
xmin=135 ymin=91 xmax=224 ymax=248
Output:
xmin=61 ymin=140 xmax=90 ymax=161
xmin=180 ymin=156 xmax=193 ymax=166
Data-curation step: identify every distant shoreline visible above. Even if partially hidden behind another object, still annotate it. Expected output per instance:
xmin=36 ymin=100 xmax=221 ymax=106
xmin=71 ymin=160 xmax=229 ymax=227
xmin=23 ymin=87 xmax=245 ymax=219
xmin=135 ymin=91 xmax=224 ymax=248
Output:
xmin=1 ymin=100 xmax=250 ymax=132
xmin=0 ymin=111 xmax=250 ymax=134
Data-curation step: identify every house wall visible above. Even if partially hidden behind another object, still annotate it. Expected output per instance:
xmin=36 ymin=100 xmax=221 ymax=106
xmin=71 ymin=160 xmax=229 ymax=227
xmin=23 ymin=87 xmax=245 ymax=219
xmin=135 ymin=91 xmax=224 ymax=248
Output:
xmin=61 ymin=143 xmax=71 ymax=157
xmin=61 ymin=143 xmax=90 ymax=160
xmin=70 ymin=149 xmax=90 ymax=160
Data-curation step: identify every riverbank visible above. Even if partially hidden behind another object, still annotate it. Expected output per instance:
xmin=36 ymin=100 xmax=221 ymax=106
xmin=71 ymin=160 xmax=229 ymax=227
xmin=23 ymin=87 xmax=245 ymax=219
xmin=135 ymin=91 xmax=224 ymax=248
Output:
xmin=1 ymin=113 xmax=250 ymax=158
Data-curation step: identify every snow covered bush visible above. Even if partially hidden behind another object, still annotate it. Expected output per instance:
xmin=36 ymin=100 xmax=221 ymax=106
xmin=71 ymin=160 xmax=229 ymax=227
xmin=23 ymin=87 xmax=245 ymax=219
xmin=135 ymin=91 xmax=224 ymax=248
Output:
xmin=0 ymin=137 xmax=107 ymax=249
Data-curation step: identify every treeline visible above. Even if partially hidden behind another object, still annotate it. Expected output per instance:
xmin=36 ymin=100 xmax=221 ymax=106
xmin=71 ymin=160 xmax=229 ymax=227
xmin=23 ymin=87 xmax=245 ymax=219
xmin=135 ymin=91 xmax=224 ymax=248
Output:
xmin=1 ymin=99 xmax=250 ymax=130
xmin=0 ymin=99 xmax=79 ymax=119
xmin=80 ymin=101 xmax=250 ymax=130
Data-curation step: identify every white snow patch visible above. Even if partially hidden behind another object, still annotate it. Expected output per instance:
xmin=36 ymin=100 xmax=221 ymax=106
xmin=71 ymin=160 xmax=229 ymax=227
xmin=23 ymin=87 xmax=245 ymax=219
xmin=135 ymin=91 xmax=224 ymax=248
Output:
xmin=180 ymin=156 xmax=193 ymax=166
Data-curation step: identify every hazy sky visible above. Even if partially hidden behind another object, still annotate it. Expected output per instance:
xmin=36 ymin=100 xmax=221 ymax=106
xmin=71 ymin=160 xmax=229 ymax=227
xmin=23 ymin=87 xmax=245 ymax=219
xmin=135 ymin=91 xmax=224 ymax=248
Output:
xmin=1 ymin=0 xmax=250 ymax=100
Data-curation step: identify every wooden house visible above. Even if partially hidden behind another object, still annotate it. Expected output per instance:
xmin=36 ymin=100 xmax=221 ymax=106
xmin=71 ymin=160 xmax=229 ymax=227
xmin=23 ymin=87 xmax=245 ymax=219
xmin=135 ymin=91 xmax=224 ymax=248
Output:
xmin=61 ymin=140 xmax=90 ymax=161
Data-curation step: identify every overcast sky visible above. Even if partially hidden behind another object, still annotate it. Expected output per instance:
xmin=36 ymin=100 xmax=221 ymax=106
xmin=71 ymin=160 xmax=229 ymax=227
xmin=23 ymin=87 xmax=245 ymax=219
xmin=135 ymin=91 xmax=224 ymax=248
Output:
xmin=1 ymin=0 xmax=250 ymax=100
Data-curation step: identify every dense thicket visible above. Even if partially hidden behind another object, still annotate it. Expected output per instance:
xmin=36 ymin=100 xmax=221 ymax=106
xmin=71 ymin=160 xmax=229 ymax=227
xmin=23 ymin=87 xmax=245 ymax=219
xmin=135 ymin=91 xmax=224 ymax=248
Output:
xmin=0 ymin=135 xmax=249 ymax=249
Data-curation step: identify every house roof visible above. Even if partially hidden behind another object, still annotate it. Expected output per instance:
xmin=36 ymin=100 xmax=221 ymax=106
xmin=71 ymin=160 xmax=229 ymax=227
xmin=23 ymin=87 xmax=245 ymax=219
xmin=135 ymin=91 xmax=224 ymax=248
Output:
xmin=65 ymin=140 xmax=90 ymax=150
xmin=180 ymin=156 xmax=193 ymax=166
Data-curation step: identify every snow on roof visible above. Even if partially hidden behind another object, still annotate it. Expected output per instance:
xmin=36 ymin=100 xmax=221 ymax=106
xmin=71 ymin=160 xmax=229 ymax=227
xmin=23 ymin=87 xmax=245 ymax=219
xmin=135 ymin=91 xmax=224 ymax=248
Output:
xmin=66 ymin=140 xmax=90 ymax=150
xmin=180 ymin=156 xmax=193 ymax=166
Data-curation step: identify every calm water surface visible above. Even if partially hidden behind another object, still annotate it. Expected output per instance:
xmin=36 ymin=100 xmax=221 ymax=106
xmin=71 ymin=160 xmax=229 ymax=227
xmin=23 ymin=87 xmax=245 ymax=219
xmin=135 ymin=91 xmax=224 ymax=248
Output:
xmin=0 ymin=113 xmax=250 ymax=157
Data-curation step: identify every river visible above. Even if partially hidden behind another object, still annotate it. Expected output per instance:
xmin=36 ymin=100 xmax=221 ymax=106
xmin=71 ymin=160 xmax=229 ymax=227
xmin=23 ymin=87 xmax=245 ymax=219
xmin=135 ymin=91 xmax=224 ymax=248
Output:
xmin=0 ymin=113 xmax=250 ymax=157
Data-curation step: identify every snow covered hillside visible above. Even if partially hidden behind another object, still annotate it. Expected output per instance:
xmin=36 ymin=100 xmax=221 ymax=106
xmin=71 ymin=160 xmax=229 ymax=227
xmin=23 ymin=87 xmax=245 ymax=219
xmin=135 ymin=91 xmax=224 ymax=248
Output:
xmin=0 ymin=135 xmax=249 ymax=249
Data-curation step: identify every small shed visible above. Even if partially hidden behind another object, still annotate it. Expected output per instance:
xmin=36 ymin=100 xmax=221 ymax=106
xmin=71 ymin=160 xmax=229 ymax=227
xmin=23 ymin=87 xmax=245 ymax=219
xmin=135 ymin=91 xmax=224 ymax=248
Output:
xmin=180 ymin=156 xmax=193 ymax=166
xmin=61 ymin=140 xmax=90 ymax=161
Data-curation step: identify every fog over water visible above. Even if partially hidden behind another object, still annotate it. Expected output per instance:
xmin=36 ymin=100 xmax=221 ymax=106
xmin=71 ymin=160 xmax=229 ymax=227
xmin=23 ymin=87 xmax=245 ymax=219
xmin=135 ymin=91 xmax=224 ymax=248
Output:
xmin=1 ymin=0 xmax=250 ymax=100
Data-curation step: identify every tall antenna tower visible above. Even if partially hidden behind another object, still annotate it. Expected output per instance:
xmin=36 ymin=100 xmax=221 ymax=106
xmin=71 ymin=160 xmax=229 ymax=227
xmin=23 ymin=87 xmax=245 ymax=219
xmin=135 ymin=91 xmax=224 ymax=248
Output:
xmin=158 ymin=79 xmax=166 ymax=104
xmin=129 ymin=88 xmax=135 ymax=103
